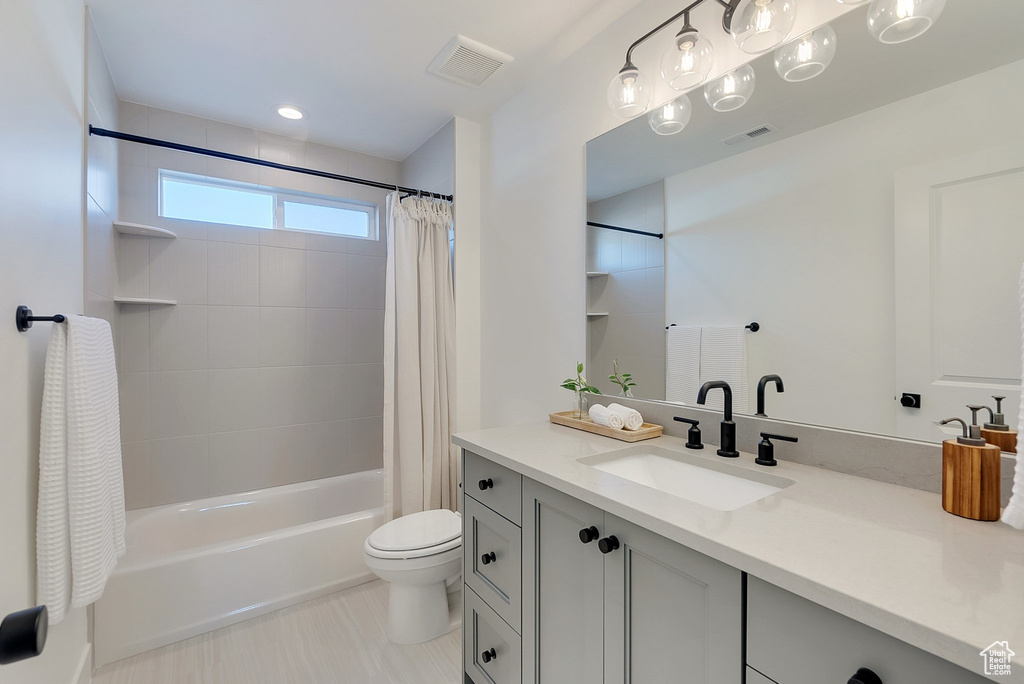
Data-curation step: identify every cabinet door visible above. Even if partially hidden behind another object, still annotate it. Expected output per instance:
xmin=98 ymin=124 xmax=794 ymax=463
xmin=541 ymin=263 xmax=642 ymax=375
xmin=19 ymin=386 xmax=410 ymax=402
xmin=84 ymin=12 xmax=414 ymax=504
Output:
xmin=522 ymin=480 xmax=604 ymax=684
xmin=603 ymin=515 xmax=743 ymax=684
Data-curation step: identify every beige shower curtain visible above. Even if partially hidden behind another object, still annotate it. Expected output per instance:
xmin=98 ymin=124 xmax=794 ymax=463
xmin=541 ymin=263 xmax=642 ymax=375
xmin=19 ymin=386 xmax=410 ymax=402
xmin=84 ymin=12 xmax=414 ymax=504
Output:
xmin=383 ymin=192 xmax=457 ymax=520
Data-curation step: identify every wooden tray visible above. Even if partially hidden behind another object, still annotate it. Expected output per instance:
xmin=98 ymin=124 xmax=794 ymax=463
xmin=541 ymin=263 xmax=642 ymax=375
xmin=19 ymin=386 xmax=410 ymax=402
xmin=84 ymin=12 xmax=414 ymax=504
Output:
xmin=549 ymin=411 xmax=663 ymax=442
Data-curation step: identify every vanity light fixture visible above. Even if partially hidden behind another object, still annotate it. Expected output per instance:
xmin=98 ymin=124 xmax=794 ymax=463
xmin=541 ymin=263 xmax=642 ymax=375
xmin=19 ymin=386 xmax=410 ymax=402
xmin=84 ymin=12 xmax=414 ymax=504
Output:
xmin=730 ymin=0 xmax=798 ymax=54
xmin=276 ymin=105 xmax=306 ymax=120
xmin=774 ymin=23 xmax=837 ymax=82
xmin=660 ymin=12 xmax=715 ymax=90
xmin=649 ymin=94 xmax=694 ymax=135
xmin=607 ymin=64 xmax=653 ymax=118
xmin=867 ymin=0 xmax=945 ymax=44
xmin=704 ymin=64 xmax=756 ymax=112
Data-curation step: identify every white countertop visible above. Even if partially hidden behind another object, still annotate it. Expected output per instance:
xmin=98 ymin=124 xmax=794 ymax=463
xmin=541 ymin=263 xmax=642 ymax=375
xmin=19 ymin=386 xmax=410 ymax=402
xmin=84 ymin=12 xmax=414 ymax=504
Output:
xmin=453 ymin=423 xmax=1024 ymax=681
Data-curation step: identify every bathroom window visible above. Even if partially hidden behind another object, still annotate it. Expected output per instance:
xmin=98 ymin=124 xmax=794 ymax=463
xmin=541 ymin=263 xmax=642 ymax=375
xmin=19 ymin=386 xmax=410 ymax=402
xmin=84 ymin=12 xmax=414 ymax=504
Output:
xmin=159 ymin=170 xmax=376 ymax=239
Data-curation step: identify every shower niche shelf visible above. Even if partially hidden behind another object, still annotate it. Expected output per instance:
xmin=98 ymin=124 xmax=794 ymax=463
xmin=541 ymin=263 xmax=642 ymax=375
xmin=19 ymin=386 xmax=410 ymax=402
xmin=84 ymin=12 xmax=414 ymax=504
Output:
xmin=587 ymin=312 xmax=609 ymax=318
xmin=113 ymin=297 xmax=177 ymax=306
xmin=114 ymin=221 xmax=177 ymax=239
xmin=587 ymin=271 xmax=610 ymax=278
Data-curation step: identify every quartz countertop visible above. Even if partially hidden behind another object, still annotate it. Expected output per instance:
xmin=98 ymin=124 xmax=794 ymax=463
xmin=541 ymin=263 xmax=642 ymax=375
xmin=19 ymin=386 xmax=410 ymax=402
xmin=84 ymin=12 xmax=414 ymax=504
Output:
xmin=453 ymin=422 xmax=1024 ymax=681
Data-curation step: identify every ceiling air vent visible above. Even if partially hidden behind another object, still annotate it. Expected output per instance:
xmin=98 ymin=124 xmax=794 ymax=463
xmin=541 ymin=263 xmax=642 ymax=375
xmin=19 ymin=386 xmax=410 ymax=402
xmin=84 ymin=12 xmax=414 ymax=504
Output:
xmin=428 ymin=35 xmax=514 ymax=87
xmin=722 ymin=124 xmax=778 ymax=146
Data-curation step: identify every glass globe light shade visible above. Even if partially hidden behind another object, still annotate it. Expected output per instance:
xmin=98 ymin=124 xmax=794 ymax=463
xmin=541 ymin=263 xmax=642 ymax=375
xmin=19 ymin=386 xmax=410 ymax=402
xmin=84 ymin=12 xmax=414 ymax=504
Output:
xmin=607 ymin=67 xmax=652 ymax=118
xmin=704 ymin=64 xmax=756 ymax=112
xmin=867 ymin=0 xmax=946 ymax=44
xmin=660 ymin=30 xmax=715 ymax=90
xmin=774 ymin=24 xmax=837 ymax=82
xmin=730 ymin=0 xmax=798 ymax=54
xmin=648 ymin=95 xmax=693 ymax=136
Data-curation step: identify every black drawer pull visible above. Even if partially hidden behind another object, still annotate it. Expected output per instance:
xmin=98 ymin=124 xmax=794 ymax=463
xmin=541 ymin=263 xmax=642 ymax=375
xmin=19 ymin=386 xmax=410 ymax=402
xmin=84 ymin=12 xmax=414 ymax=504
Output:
xmin=579 ymin=526 xmax=599 ymax=544
xmin=481 ymin=647 xmax=496 ymax=663
xmin=848 ymin=668 xmax=883 ymax=684
xmin=480 ymin=551 xmax=496 ymax=565
xmin=598 ymin=536 xmax=620 ymax=554
xmin=478 ymin=478 xmax=494 ymax=490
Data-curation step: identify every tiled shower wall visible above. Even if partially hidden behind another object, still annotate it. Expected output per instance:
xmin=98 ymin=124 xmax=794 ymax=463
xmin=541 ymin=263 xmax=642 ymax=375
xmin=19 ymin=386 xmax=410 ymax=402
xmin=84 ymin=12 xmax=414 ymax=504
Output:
xmin=586 ymin=181 xmax=666 ymax=400
xmin=114 ymin=102 xmax=398 ymax=508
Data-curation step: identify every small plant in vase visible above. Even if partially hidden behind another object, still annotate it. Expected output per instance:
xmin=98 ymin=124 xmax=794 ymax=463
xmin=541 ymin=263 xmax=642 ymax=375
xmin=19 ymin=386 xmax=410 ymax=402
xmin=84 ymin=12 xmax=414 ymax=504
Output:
xmin=609 ymin=359 xmax=637 ymax=398
xmin=561 ymin=362 xmax=601 ymax=419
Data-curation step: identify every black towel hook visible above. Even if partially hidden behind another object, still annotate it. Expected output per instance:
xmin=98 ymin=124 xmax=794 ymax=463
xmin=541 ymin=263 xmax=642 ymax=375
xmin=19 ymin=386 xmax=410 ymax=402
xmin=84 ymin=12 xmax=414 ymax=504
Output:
xmin=16 ymin=306 xmax=66 ymax=333
xmin=746 ymin=322 xmax=760 ymax=332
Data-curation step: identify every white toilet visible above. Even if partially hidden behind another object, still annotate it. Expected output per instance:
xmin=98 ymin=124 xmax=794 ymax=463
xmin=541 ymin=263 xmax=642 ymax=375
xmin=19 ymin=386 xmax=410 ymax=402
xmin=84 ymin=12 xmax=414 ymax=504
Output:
xmin=363 ymin=509 xmax=462 ymax=645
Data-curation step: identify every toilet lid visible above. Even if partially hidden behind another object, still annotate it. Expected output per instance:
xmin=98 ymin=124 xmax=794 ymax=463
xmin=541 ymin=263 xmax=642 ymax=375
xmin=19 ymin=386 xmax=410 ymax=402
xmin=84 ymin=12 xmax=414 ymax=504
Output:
xmin=367 ymin=509 xmax=461 ymax=553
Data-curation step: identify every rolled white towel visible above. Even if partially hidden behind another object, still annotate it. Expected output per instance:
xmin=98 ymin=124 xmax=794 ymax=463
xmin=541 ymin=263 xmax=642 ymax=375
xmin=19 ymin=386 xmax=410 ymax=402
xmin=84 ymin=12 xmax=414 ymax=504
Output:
xmin=608 ymin=403 xmax=644 ymax=431
xmin=589 ymin=404 xmax=624 ymax=430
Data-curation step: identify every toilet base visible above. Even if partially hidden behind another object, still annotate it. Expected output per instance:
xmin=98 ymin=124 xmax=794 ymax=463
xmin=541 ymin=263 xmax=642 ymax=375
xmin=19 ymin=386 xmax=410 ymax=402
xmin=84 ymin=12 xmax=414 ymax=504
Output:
xmin=386 ymin=581 xmax=461 ymax=644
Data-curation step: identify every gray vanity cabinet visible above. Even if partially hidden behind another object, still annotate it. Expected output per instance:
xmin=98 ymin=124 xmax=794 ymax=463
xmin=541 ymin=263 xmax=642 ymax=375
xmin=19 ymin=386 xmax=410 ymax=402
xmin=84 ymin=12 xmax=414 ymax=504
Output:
xmin=602 ymin=514 xmax=743 ymax=684
xmin=519 ymin=479 xmax=743 ymax=684
xmin=521 ymin=479 xmax=604 ymax=684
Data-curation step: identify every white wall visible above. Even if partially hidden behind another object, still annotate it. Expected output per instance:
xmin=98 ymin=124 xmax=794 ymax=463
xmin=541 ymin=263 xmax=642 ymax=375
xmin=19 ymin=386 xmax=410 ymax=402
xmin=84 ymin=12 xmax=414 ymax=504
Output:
xmin=480 ymin=0 xmax=856 ymax=427
xmin=663 ymin=59 xmax=1024 ymax=434
xmin=0 ymin=0 xmax=91 ymax=681
xmin=587 ymin=182 xmax=665 ymax=399
xmin=113 ymin=103 xmax=396 ymax=508
xmin=401 ymin=119 xmax=454 ymax=196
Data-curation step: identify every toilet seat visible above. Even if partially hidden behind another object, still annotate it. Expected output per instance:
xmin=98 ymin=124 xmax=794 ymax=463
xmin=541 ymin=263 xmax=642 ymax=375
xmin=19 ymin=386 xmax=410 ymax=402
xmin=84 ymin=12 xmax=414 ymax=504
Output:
xmin=365 ymin=509 xmax=462 ymax=560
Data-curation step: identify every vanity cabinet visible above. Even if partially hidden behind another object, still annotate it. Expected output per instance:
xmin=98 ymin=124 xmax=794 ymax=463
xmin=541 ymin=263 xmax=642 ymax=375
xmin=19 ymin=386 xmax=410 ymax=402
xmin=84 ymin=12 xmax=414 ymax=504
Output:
xmin=746 ymin=577 xmax=990 ymax=684
xmin=519 ymin=478 xmax=742 ymax=684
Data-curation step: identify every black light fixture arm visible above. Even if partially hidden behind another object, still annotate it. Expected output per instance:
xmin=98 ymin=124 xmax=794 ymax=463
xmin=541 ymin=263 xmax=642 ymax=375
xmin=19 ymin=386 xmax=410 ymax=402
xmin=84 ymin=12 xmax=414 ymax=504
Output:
xmin=620 ymin=0 xmax=741 ymax=68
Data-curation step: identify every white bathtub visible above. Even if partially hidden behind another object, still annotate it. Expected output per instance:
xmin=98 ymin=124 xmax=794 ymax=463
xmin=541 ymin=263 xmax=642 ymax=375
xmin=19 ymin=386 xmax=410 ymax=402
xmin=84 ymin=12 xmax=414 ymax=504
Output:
xmin=93 ymin=469 xmax=384 ymax=666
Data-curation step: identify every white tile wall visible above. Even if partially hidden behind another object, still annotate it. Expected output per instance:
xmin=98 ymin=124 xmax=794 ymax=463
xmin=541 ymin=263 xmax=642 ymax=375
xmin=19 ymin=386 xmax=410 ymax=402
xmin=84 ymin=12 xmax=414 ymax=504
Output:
xmin=108 ymin=102 xmax=395 ymax=508
xmin=587 ymin=181 xmax=667 ymax=401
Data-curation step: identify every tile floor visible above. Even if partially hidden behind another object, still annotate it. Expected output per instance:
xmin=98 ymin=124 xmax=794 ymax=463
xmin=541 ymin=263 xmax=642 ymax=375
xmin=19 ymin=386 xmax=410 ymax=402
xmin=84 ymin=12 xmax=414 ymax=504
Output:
xmin=92 ymin=580 xmax=461 ymax=684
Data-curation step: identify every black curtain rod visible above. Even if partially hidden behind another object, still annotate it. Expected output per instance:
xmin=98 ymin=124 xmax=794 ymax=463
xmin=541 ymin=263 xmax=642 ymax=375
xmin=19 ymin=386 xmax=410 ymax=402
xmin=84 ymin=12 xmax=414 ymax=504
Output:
xmin=587 ymin=221 xmax=663 ymax=240
xmin=88 ymin=126 xmax=454 ymax=202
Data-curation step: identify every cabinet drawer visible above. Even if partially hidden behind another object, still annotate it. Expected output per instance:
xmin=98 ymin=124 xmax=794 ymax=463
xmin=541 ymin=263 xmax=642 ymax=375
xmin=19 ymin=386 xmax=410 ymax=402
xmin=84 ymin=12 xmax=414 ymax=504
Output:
xmin=465 ymin=495 xmax=522 ymax=633
xmin=465 ymin=586 xmax=522 ymax=684
xmin=464 ymin=450 xmax=522 ymax=525
xmin=747 ymin=577 xmax=990 ymax=684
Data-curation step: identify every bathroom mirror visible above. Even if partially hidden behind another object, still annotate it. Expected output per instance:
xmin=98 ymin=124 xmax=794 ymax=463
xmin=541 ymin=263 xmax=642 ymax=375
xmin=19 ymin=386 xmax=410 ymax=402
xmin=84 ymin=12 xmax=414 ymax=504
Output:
xmin=585 ymin=1 xmax=1024 ymax=445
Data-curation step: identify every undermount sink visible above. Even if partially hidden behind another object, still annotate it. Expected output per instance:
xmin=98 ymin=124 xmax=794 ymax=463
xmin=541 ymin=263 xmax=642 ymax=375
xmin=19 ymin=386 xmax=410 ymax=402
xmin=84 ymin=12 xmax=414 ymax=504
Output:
xmin=578 ymin=445 xmax=794 ymax=511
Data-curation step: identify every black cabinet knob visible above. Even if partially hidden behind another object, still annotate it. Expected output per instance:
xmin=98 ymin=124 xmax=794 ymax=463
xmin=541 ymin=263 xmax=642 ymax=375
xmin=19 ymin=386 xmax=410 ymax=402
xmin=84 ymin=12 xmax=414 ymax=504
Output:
xmin=0 ymin=605 xmax=48 ymax=665
xmin=481 ymin=647 xmax=496 ymax=663
xmin=848 ymin=667 xmax=883 ymax=684
xmin=598 ymin=536 xmax=620 ymax=554
xmin=579 ymin=526 xmax=599 ymax=544
xmin=480 ymin=551 xmax=496 ymax=565
xmin=478 ymin=478 xmax=494 ymax=490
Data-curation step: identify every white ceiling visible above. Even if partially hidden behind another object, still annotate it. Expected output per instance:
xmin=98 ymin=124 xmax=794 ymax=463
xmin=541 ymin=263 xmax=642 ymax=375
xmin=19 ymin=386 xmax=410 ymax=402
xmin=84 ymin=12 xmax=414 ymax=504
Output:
xmin=587 ymin=1 xmax=1024 ymax=200
xmin=88 ymin=0 xmax=640 ymax=160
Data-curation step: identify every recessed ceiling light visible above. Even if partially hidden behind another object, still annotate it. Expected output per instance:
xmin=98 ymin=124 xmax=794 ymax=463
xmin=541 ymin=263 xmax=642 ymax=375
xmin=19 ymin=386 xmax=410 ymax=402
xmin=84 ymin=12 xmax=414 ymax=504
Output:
xmin=277 ymin=106 xmax=305 ymax=120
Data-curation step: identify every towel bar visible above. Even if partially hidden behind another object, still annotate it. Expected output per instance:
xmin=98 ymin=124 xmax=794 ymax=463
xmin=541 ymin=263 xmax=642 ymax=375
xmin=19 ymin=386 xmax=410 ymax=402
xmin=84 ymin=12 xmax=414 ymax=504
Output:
xmin=664 ymin=322 xmax=760 ymax=332
xmin=16 ymin=306 xmax=66 ymax=333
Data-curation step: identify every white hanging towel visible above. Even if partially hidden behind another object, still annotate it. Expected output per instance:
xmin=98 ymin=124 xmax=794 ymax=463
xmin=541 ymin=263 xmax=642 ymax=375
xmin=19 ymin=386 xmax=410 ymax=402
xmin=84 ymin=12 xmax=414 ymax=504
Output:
xmin=1001 ymin=263 xmax=1024 ymax=529
xmin=666 ymin=326 xmax=702 ymax=404
xmin=699 ymin=327 xmax=750 ymax=414
xmin=37 ymin=316 xmax=126 ymax=623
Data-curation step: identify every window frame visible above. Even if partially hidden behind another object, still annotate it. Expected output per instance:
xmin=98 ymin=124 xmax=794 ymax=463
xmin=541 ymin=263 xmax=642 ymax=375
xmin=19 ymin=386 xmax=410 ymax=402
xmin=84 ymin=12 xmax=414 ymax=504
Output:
xmin=158 ymin=169 xmax=378 ymax=241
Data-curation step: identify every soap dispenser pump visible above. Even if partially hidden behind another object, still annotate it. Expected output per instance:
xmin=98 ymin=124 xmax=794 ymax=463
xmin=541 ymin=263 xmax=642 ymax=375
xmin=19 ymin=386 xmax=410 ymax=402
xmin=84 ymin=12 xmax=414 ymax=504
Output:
xmin=980 ymin=395 xmax=1018 ymax=453
xmin=938 ymin=413 xmax=1001 ymax=521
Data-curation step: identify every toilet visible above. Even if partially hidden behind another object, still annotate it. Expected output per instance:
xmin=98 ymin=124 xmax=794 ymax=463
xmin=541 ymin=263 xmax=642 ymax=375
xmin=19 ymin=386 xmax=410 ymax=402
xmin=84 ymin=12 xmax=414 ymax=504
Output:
xmin=363 ymin=509 xmax=462 ymax=645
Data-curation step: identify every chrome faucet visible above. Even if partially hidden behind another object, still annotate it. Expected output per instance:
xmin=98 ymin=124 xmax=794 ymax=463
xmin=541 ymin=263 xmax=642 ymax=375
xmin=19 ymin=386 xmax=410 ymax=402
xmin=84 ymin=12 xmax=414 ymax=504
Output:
xmin=696 ymin=380 xmax=739 ymax=458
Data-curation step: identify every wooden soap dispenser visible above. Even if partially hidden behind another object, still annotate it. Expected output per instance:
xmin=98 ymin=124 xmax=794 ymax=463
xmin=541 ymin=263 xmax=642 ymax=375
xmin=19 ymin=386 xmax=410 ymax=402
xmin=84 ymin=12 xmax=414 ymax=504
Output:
xmin=980 ymin=395 xmax=1018 ymax=453
xmin=939 ymin=408 xmax=1002 ymax=521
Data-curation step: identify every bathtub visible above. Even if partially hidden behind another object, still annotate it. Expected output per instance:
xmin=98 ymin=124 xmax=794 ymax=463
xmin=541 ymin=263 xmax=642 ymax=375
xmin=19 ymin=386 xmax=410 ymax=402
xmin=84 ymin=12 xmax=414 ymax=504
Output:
xmin=93 ymin=469 xmax=384 ymax=666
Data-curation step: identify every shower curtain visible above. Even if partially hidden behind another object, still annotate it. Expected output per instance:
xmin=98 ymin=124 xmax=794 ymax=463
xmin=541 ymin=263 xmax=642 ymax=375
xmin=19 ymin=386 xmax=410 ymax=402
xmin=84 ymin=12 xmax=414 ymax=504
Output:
xmin=383 ymin=192 xmax=457 ymax=520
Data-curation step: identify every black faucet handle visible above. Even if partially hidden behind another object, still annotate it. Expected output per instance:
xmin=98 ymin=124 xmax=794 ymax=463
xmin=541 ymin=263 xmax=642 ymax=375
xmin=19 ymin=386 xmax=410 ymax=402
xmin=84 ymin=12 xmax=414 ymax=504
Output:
xmin=674 ymin=417 xmax=704 ymax=450
xmin=760 ymin=432 xmax=798 ymax=443
xmin=756 ymin=432 xmax=798 ymax=467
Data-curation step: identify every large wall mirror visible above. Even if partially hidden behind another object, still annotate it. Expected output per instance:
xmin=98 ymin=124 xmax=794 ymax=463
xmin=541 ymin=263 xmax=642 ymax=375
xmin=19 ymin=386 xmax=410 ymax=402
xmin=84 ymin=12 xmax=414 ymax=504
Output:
xmin=585 ymin=1 xmax=1024 ymax=445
